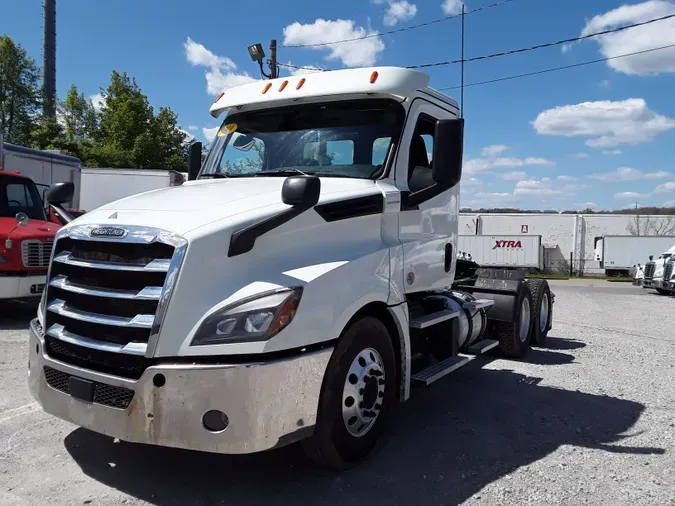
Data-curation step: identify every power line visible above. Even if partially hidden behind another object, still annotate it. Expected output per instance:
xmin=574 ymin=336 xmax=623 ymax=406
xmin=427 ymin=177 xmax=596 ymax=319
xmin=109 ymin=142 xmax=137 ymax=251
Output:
xmin=407 ymin=13 xmax=675 ymax=69
xmin=280 ymin=0 xmax=518 ymax=48
xmin=437 ymin=42 xmax=675 ymax=90
xmin=278 ymin=13 xmax=675 ymax=74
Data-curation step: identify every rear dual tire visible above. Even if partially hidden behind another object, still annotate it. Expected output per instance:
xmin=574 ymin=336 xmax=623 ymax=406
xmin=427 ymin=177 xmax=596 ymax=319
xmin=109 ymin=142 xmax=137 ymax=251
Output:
xmin=496 ymin=283 xmax=534 ymax=358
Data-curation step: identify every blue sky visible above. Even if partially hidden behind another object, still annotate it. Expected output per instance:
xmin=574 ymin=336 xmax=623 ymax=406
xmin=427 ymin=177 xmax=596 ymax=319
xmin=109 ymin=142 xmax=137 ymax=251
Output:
xmin=2 ymin=0 xmax=675 ymax=210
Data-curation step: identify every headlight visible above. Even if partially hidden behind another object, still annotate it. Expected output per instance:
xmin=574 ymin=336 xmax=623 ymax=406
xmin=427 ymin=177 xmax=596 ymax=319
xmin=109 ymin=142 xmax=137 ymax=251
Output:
xmin=654 ymin=269 xmax=664 ymax=278
xmin=191 ymin=287 xmax=303 ymax=346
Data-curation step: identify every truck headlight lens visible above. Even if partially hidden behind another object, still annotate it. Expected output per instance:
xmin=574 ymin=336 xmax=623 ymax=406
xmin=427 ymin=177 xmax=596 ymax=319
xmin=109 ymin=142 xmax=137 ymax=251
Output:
xmin=654 ymin=269 xmax=663 ymax=278
xmin=191 ymin=287 xmax=303 ymax=345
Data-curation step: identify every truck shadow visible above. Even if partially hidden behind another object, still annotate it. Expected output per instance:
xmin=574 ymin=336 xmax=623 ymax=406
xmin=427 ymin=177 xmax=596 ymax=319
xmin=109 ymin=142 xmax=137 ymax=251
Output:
xmin=63 ymin=346 xmax=660 ymax=506
xmin=0 ymin=302 xmax=37 ymax=331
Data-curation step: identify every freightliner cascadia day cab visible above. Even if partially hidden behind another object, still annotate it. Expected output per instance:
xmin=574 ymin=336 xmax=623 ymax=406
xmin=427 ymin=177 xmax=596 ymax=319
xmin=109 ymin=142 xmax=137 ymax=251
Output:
xmin=642 ymin=244 xmax=675 ymax=295
xmin=28 ymin=67 xmax=554 ymax=468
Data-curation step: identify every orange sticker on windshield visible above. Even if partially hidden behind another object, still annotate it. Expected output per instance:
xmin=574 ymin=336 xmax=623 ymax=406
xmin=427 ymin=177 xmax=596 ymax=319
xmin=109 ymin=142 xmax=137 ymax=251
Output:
xmin=218 ymin=123 xmax=238 ymax=136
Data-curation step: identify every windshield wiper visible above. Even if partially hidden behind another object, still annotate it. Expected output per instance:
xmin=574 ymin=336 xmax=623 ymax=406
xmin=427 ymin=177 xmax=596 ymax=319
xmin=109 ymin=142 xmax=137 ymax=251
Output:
xmin=257 ymin=168 xmax=310 ymax=177
xmin=198 ymin=173 xmax=228 ymax=179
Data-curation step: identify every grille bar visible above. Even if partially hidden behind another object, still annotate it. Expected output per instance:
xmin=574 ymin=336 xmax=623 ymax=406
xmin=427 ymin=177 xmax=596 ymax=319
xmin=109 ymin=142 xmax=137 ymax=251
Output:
xmin=47 ymin=323 xmax=148 ymax=356
xmin=47 ymin=299 xmax=155 ymax=328
xmin=644 ymin=262 xmax=656 ymax=280
xmin=664 ymin=261 xmax=674 ymax=282
xmin=49 ymin=274 xmax=162 ymax=301
xmin=53 ymin=251 xmax=171 ymax=272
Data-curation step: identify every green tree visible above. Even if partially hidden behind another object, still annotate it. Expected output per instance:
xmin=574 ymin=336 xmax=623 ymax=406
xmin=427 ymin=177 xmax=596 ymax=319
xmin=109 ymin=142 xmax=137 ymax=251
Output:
xmin=60 ymin=84 xmax=97 ymax=141
xmin=0 ymin=35 xmax=41 ymax=145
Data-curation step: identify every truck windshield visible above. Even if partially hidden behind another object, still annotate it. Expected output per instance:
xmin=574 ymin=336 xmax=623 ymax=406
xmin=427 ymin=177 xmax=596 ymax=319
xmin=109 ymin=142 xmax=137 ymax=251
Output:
xmin=0 ymin=174 xmax=47 ymax=221
xmin=200 ymin=98 xmax=405 ymax=179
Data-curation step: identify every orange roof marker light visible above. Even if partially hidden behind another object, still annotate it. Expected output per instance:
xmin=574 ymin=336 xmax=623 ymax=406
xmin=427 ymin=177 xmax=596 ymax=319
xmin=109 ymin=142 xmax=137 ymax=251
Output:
xmin=296 ymin=78 xmax=306 ymax=90
xmin=262 ymin=82 xmax=273 ymax=94
xmin=369 ymin=71 xmax=379 ymax=84
xmin=214 ymin=91 xmax=225 ymax=103
xmin=279 ymin=80 xmax=289 ymax=92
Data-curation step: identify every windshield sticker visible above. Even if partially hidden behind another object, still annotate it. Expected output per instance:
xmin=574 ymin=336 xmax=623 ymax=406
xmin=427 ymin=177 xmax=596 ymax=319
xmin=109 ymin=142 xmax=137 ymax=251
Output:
xmin=218 ymin=123 xmax=238 ymax=136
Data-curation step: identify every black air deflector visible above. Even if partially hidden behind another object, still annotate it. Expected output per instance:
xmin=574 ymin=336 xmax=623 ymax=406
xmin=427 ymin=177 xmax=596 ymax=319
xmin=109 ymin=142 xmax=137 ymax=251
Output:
xmin=314 ymin=194 xmax=384 ymax=222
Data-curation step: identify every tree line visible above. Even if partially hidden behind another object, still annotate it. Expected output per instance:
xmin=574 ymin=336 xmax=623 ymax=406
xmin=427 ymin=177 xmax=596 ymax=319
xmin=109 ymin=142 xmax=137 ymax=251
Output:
xmin=0 ymin=35 xmax=189 ymax=171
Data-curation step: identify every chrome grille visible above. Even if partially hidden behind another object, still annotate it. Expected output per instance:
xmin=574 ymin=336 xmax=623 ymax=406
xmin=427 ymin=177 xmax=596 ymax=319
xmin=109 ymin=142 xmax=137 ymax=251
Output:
xmin=644 ymin=262 xmax=656 ymax=280
xmin=664 ymin=261 xmax=674 ymax=282
xmin=22 ymin=239 xmax=54 ymax=268
xmin=43 ymin=225 xmax=186 ymax=379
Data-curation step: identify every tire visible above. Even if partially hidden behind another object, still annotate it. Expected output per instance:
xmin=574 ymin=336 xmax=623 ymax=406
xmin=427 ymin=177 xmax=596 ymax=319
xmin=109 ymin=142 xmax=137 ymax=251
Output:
xmin=496 ymin=283 xmax=534 ymax=358
xmin=302 ymin=316 xmax=396 ymax=470
xmin=656 ymin=288 xmax=669 ymax=295
xmin=527 ymin=279 xmax=552 ymax=347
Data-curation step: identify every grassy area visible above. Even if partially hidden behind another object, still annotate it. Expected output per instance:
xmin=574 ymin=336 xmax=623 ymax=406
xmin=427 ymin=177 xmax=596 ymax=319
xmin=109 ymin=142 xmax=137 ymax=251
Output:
xmin=528 ymin=273 xmax=634 ymax=282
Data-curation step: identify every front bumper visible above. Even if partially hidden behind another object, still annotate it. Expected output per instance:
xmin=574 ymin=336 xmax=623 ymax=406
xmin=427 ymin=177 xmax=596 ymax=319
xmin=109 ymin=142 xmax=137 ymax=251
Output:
xmin=0 ymin=274 xmax=45 ymax=299
xmin=28 ymin=319 xmax=333 ymax=454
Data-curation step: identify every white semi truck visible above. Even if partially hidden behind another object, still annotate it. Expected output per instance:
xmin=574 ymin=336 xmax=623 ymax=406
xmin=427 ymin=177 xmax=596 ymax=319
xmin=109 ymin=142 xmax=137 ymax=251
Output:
xmin=643 ymin=244 xmax=675 ymax=295
xmin=27 ymin=67 xmax=554 ymax=468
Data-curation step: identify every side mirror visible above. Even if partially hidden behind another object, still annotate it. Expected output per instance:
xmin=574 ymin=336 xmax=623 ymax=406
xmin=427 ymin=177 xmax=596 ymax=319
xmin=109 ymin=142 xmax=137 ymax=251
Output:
xmin=432 ymin=118 xmax=464 ymax=188
xmin=281 ymin=175 xmax=321 ymax=208
xmin=15 ymin=212 xmax=29 ymax=227
xmin=45 ymin=182 xmax=74 ymax=205
xmin=188 ymin=141 xmax=203 ymax=181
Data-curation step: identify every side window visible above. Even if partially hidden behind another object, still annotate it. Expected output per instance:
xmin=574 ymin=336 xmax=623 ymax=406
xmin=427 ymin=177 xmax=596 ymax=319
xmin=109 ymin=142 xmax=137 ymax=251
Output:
xmin=6 ymin=184 xmax=34 ymax=208
xmin=408 ymin=115 xmax=437 ymax=192
xmin=220 ymin=133 xmax=265 ymax=175
xmin=372 ymin=137 xmax=391 ymax=166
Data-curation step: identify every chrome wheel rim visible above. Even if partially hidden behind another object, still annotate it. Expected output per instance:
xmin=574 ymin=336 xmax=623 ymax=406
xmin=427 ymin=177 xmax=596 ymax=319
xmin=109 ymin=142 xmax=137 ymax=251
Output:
xmin=342 ymin=348 xmax=385 ymax=438
xmin=519 ymin=297 xmax=531 ymax=343
xmin=539 ymin=293 xmax=549 ymax=333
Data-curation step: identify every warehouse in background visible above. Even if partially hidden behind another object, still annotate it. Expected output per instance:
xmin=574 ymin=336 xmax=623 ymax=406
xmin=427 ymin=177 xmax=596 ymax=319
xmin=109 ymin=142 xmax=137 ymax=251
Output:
xmin=459 ymin=213 xmax=675 ymax=275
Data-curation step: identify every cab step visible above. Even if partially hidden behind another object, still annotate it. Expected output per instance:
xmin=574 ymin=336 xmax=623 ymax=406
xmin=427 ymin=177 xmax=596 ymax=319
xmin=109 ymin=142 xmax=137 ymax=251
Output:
xmin=409 ymin=309 xmax=459 ymax=329
xmin=466 ymin=338 xmax=499 ymax=355
xmin=411 ymin=355 xmax=470 ymax=386
xmin=462 ymin=299 xmax=495 ymax=311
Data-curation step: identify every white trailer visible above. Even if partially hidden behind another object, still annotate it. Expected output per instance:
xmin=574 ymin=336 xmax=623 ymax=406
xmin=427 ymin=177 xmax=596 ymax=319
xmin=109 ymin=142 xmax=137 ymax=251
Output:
xmin=72 ymin=168 xmax=185 ymax=211
xmin=28 ymin=66 xmax=555 ymax=470
xmin=458 ymin=235 xmax=543 ymax=269
xmin=594 ymin=235 xmax=675 ymax=276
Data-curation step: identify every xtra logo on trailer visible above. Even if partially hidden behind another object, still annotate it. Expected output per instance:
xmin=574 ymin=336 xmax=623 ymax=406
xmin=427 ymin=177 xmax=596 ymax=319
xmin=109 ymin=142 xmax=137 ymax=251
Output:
xmin=492 ymin=240 xmax=523 ymax=250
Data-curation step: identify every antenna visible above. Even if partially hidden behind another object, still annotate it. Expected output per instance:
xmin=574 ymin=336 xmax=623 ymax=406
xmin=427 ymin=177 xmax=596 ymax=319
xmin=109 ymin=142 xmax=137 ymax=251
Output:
xmin=460 ymin=3 xmax=465 ymax=118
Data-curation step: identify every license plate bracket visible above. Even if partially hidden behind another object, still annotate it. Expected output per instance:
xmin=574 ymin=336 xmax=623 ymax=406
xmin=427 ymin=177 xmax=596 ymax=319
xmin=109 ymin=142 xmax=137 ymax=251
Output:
xmin=68 ymin=376 xmax=95 ymax=403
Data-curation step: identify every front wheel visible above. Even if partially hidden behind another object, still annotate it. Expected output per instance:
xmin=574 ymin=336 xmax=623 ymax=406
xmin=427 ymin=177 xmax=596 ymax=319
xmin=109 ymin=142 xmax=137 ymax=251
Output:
xmin=656 ymin=288 xmax=669 ymax=295
xmin=302 ymin=316 xmax=396 ymax=470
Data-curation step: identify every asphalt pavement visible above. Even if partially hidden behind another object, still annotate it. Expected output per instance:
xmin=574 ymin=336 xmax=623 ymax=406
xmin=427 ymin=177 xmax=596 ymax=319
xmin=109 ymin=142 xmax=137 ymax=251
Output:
xmin=0 ymin=280 xmax=673 ymax=506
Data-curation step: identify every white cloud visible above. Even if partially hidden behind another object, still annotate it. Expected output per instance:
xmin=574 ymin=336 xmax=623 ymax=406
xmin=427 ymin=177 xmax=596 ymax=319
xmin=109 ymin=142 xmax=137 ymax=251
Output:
xmin=283 ymin=19 xmax=385 ymax=67
xmin=89 ymin=93 xmax=105 ymax=112
xmin=587 ymin=167 xmax=671 ymax=181
xmin=575 ymin=202 xmax=599 ymax=210
xmin=602 ymin=149 xmax=622 ymax=155
xmin=573 ymin=152 xmax=591 ymax=159
xmin=502 ymin=171 xmax=528 ymax=180
xmin=188 ymin=125 xmax=198 ymax=131
xmin=557 ymin=175 xmax=577 ymax=182
xmin=566 ymin=0 xmax=675 ymax=76
xmin=514 ymin=179 xmax=564 ymax=196
xmin=481 ymin=144 xmax=508 ymax=157
xmin=532 ymin=98 xmax=675 ymax=148
xmin=383 ymin=1 xmax=417 ymax=26
xmin=202 ymin=126 xmax=220 ymax=142
xmin=664 ymin=200 xmax=675 ymax=207
xmin=654 ymin=181 xmax=675 ymax=192
xmin=441 ymin=0 xmax=464 ymax=15
xmin=184 ymin=37 xmax=257 ymax=95
xmin=464 ymin=145 xmax=555 ymax=174
xmin=179 ymin=129 xmax=195 ymax=144
xmin=615 ymin=191 xmax=651 ymax=199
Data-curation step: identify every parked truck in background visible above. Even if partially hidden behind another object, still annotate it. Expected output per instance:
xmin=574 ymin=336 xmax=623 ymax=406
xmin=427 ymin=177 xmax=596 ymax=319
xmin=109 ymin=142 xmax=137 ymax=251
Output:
xmin=27 ymin=67 xmax=555 ymax=469
xmin=594 ymin=235 xmax=675 ymax=277
xmin=643 ymin=244 xmax=675 ymax=294
xmin=0 ymin=169 xmax=68 ymax=301
xmin=458 ymin=235 xmax=543 ymax=270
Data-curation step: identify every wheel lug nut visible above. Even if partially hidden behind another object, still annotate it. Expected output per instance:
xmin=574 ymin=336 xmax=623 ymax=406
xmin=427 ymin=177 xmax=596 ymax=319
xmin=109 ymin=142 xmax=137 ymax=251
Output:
xmin=378 ymin=379 xmax=385 ymax=385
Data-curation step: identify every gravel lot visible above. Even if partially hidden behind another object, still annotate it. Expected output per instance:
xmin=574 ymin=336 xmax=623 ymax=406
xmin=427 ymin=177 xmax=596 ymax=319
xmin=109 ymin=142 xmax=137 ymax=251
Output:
xmin=1 ymin=280 xmax=673 ymax=506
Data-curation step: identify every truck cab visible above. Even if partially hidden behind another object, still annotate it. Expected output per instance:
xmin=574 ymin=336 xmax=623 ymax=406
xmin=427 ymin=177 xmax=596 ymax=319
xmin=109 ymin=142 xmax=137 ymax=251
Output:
xmin=27 ymin=67 xmax=554 ymax=468
xmin=0 ymin=170 xmax=61 ymax=301
xmin=643 ymin=245 xmax=675 ymax=294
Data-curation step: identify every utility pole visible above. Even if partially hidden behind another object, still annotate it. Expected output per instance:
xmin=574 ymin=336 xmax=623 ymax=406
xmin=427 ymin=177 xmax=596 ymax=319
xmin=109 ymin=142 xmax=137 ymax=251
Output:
xmin=43 ymin=0 xmax=57 ymax=119
xmin=460 ymin=3 xmax=465 ymax=118
xmin=269 ymin=40 xmax=278 ymax=79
